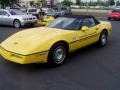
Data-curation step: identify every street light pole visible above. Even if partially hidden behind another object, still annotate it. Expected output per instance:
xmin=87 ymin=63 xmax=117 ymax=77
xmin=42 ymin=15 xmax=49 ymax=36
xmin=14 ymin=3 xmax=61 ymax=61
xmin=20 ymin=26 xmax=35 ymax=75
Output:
xmin=115 ymin=0 xmax=117 ymax=7
xmin=86 ymin=1 xmax=89 ymax=15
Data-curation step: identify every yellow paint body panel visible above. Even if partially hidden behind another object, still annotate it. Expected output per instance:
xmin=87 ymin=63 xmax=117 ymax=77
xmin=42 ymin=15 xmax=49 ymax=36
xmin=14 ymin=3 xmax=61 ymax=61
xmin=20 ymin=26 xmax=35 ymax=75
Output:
xmin=0 ymin=21 xmax=112 ymax=64
xmin=38 ymin=16 xmax=55 ymax=26
xmin=0 ymin=47 xmax=49 ymax=64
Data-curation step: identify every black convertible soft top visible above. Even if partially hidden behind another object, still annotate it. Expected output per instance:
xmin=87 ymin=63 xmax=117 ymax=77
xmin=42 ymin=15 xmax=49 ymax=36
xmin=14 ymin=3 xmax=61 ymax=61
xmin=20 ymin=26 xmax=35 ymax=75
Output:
xmin=60 ymin=15 xmax=100 ymax=25
xmin=62 ymin=15 xmax=94 ymax=18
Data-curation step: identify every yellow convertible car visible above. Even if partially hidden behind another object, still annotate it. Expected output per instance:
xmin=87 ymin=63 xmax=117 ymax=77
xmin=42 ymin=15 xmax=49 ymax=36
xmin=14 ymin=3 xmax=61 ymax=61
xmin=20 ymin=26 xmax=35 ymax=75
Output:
xmin=38 ymin=15 xmax=55 ymax=26
xmin=0 ymin=15 xmax=112 ymax=65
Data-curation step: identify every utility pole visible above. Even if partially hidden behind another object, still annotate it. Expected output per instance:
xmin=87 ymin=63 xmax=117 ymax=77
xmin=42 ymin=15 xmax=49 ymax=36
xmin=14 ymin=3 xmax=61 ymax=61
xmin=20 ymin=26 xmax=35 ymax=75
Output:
xmin=86 ymin=1 xmax=89 ymax=15
xmin=115 ymin=0 xmax=117 ymax=7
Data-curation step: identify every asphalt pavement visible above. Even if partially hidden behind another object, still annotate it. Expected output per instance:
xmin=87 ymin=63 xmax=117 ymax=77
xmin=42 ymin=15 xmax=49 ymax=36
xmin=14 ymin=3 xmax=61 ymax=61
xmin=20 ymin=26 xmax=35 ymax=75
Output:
xmin=0 ymin=20 xmax=120 ymax=90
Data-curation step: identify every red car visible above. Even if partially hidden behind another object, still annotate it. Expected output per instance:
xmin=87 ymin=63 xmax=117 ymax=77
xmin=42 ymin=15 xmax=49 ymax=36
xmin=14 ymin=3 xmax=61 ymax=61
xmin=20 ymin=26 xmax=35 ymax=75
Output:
xmin=108 ymin=9 xmax=120 ymax=20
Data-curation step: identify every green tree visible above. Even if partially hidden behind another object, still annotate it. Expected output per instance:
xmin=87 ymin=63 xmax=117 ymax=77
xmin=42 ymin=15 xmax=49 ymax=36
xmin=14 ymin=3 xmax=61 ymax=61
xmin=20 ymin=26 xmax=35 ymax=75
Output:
xmin=0 ymin=0 xmax=20 ymax=8
xmin=36 ymin=0 xmax=47 ymax=6
xmin=61 ymin=0 xmax=73 ymax=6
xmin=76 ymin=0 xmax=81 ymax=6
xmin=30 ymin=1 xmax=34 ymax=7
xmin=109 ymin=0 xmax=115 ymax=6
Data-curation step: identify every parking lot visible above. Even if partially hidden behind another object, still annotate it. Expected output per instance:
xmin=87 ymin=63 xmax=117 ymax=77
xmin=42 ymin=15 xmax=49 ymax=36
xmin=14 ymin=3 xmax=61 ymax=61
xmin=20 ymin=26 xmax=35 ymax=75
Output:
xmin=0 ymin=20 xmax=120 ymax=90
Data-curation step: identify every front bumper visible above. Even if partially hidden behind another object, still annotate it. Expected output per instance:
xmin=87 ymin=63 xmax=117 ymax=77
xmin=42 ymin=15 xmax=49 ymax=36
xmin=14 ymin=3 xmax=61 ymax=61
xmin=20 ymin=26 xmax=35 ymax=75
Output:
xmin=0 ymin=46 xmax=49 ymax=64
xmin=21 ymin=20 xmax=38 ymax=26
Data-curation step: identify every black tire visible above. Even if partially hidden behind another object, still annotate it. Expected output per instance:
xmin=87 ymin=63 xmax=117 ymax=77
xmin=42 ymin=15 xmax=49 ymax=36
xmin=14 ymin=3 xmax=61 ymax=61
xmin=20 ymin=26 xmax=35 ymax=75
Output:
xmin=13 ymin=19 xmax=21 ymax=28
xmin=48 ymin=43 xmax=68 ymax=66
xmin=98 ymin=31 xmax=108 ymax=47
xmin=108 ymin=17 xmax=111 ymax=20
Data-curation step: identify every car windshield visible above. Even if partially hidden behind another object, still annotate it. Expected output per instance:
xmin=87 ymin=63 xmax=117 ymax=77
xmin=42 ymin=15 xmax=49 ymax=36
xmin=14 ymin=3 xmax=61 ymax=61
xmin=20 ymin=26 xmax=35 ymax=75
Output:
xmin=28 ymin=9 xmax=37 ymax=12
xmin=47 ymin=17 xmax=82 ymax=30
xmin=9 ymin=10 xmax=26 ymax=15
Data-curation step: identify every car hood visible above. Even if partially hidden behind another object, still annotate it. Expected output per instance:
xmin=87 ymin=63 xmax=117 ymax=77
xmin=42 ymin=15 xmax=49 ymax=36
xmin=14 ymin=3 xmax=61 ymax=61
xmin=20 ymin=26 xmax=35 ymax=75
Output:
xmin=1 ymin=27 xmax=71 ymax=55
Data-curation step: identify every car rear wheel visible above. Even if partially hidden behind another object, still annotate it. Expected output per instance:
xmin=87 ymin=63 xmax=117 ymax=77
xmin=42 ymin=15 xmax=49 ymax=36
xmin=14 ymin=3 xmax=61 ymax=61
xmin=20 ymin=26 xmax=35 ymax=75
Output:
xmin=98 ymin=31 xmax=107 ymax=47
xmin=48 ymin=43 xmax=68 ymax=66
xmin=14 ymin=20 xmax=21 ymax=28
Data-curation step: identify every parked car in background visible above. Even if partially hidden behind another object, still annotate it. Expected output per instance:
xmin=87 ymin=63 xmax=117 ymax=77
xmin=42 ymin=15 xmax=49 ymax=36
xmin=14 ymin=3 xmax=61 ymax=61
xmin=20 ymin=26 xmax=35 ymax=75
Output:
xmin=108 ymin=9 xmax=120 ymax=20
xmin=53 ymin=7 xmax=66 ymax=16
xmin=42 ymin=8 xmax=57 ymax=17
xmin=27 ymin=8 xmax=39 ymax=19
xmin=0 ymin=9 xmax=37 ymax=28
xmin=20 ymin=8 xmax=27 ymax=13
xmin=60 ymin=7 xmax=71 ymax=15
xmin=54 ymin=7 xmax=71 ymax=16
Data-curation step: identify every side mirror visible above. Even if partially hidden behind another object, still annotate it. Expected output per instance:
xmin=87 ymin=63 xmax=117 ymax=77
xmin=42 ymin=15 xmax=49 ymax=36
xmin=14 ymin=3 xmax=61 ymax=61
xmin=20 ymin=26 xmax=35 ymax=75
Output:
xmin=81 ymin=26 xmax=89 ymax=31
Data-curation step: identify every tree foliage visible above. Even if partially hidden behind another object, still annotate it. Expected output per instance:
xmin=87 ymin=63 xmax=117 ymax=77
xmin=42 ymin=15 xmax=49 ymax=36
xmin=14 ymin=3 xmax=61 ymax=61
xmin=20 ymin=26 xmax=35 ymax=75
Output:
xmin=76 ymin=0 xmax=81 ymax=6
xmin=109 ymin=0 xmax=115 ymax=6
xmin=0 ymin=0 xmax=20 ymax=8
xmin=61 ymin=0 xmax=73 ymax=6
xmin=36 ymin=0 xmax=47 ymax=6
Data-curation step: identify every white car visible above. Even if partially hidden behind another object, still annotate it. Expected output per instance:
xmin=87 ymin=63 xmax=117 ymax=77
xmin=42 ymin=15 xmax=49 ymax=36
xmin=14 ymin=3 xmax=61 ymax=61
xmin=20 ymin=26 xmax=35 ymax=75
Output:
xmin=0 ymin=9 xmax=37 ymax=28
xmin=42 ymin=8 xmax=57 ymax=17
xmin=27 ymin=8 xmax=39 ymax=18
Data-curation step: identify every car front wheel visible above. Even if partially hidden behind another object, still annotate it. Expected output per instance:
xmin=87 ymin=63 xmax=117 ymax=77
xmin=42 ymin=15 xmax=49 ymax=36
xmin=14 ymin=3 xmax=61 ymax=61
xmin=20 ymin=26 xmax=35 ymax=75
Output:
xmin=13 ymin=20 xmax=21 ymax=28
xmin=98 ymin=31 xmax=107 ymax=47
xmin=48 ymin=43 xmax=68 ymax=66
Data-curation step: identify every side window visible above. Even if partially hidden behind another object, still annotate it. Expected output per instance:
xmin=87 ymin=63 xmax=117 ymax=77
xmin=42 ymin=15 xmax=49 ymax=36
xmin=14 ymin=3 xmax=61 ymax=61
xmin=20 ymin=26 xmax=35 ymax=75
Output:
xmin=0 ymin=11 xmax=8 ymax=15
xmin=48 ymin=9 xmax=51 ymax=13
xmin=0 ymin=11 xmax=2 ymax=15
xmin=48 ymin=9 xmax=54 ymax=13
xmin=3 ymin=11 xmax=8 ymax=15
xmin=82 ymin=18 xmax=96 ymax=28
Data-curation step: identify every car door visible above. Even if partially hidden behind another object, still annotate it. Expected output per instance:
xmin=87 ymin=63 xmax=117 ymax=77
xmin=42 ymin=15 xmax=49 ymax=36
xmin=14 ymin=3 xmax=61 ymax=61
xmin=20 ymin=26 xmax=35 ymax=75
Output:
xmin=0 ymin=10 xmax=3 ymax=25
xmin=73 ymin=17 xmax=98 ymax=50
xmin=79 ymin=17 xmax=99 ymax=46
xmin=0 ymin=10 xmax=11 ymax=25
xmin=69 ymin=18 xmax=88 ymax=51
